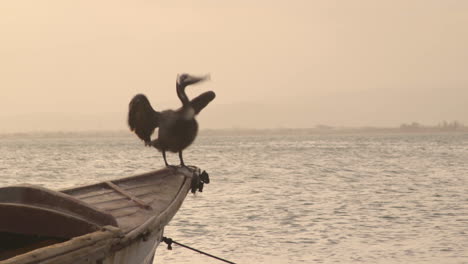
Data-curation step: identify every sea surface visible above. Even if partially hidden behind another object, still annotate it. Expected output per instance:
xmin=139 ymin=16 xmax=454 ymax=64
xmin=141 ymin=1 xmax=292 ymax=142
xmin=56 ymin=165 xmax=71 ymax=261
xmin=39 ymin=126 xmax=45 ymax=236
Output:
xmin=0 ymin=131 xmax=467 ymax=264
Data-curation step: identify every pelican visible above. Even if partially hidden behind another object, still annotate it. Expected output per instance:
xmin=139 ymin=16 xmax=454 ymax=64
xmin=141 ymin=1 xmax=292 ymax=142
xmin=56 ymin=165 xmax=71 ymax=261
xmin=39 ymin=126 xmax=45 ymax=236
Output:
xmin=128 ymin=73 xmax=215 ymax=167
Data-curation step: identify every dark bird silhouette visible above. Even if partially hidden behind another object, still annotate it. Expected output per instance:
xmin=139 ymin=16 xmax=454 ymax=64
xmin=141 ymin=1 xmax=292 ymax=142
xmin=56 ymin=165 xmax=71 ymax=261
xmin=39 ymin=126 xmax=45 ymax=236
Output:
xmin=128 ymin=73 xmax=215 ymax=167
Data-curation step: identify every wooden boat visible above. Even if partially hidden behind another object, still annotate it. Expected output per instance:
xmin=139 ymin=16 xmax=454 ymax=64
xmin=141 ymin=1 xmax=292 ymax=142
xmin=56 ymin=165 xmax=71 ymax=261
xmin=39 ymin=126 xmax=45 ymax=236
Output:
xmin=0 ymin=166 xmax=208 ymax=264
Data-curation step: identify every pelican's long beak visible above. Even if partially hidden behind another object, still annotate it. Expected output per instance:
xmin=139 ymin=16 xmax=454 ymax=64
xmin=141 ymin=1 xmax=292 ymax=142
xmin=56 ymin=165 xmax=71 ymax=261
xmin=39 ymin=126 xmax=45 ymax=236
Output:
xmin=184 ymin=74 xmax=210 ymax=86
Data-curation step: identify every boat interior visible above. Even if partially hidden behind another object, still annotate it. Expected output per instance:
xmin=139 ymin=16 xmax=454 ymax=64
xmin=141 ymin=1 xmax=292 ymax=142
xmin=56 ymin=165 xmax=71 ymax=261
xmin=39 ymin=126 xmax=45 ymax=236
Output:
xmin=0 ymin=185 xmax=118 ymax=260
xmin=0 ymin=232 xmax=66 ymax=261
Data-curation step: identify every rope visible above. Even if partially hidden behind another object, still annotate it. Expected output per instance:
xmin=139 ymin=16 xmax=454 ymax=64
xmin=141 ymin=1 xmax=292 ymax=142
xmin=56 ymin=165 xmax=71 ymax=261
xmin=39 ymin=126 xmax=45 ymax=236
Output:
xmin=162 ymin=236 xmax=237 ymax=264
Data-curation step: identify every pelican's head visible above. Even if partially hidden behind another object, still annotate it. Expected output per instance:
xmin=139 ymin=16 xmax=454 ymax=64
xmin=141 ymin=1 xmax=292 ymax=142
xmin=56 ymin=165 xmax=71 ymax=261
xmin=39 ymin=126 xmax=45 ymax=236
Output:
xmin=176 ymin=73 xmax=210 ymax=88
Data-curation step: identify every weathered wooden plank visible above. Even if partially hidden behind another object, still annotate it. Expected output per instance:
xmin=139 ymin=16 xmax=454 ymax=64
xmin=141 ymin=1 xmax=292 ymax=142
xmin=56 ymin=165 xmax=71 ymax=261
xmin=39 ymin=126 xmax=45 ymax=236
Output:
xmin=71 ymin=189 xmax=115 ymax=200
xmin=111 ymin=168 xmax=176 ymax=185
xmin=106 ymin=203 xmax=141 ymax=213
xmin=112 ymin=206 xmax=143 ymax=221
xmin=105 ymin=182 xmax=151 ymax=210
xmin=85 ymin=196 xmax=128 ymax=207
xmin=111 ymin=208 xmax=141 ymax=219
xmin=92 ymin=200 xmax=137 ymax=212
xmin=119 ymin=183 xmax=173 ymax=200
xmin=116 ymin=180 xmax=166 ymax=192
xmin=62 ymin=183 xmax=110 ymax=197
xmin=116 ymin=178 xmax=167 ymax=191
xmin=78 ymin=182 xmax=167 ymax=204
xmin=75 ymin=175 xmax=175 ymax=205
xmin=61 ymin=168 xmax=175 ymax=199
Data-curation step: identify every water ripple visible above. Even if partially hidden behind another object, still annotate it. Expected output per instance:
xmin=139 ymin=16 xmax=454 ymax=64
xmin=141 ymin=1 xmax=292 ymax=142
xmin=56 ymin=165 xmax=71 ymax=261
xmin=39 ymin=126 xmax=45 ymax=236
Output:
xmin=0 ymin=132 xmax=467 ymax=263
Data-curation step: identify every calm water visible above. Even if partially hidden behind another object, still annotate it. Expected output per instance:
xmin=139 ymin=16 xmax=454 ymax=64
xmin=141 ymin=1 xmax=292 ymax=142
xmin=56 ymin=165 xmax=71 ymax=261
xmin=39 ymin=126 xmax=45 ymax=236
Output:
xmin=1 ymin=131 xmax=467 ymax=264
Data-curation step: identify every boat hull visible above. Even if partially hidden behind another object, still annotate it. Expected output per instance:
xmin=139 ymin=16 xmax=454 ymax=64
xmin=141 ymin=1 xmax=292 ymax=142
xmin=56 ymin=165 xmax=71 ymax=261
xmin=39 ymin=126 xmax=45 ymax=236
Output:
xmin=101 ymin=229 xmax=162 ymax=264
xmin=0 ymin=167 xmax=201 ymax=264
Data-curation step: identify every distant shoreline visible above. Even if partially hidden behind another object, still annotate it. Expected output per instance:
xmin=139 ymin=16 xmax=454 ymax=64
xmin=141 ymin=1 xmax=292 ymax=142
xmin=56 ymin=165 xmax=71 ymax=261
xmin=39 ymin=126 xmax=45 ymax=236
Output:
xmin=1 ymin=126 xmax=467 ymax=138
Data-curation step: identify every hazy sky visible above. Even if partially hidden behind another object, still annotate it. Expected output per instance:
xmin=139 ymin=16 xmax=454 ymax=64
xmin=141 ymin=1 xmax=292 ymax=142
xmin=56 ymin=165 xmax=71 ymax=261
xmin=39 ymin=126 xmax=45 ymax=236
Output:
xmin=1 ymin=0 xmax=467 ymax=132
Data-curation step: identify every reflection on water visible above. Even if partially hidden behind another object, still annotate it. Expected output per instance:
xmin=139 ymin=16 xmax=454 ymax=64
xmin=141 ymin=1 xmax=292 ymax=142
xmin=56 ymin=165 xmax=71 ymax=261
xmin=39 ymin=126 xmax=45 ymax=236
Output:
xmin=1 ymin=132 xmax=467 ymax=263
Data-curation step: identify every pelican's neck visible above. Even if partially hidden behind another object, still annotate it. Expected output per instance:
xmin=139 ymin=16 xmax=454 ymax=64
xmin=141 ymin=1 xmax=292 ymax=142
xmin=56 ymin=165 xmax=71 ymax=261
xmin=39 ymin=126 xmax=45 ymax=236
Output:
xmin=176 ymin=84 xmax=190 ymax=106
xmin=177 ymin=84 xmax=195 ymax=119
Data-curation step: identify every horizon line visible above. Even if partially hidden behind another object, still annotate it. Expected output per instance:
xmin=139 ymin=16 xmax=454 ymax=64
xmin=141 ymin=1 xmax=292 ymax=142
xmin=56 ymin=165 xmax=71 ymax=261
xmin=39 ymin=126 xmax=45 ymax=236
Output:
xmin=1 ymin=124 xmax=467 ymax=136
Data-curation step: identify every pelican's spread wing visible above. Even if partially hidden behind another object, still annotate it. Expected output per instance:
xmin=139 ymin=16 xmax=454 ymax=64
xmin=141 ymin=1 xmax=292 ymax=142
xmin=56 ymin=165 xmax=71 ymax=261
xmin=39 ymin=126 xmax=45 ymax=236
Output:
xmin=128 ymin=94 xmax=160 ymax=144
xmin=190 ymin=91 xmax=216 ymax=115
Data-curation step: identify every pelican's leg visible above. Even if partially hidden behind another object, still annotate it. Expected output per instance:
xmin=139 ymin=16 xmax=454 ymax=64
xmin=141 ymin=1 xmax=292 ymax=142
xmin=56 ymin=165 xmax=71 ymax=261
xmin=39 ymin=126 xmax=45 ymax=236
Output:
xmin=162 ymin=150 xmax=169 ymax=167
xmin=179 ymin=151 xmax=186 ymax=167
